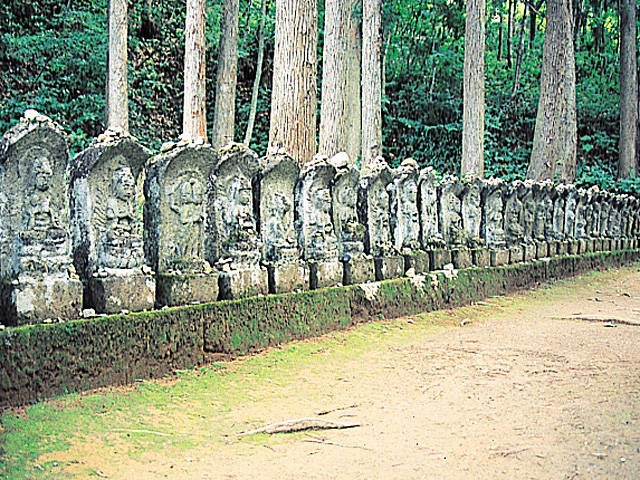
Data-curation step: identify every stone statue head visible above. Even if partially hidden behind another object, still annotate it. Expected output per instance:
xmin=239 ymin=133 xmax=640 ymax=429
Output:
xmin=32 ymin=150 xmax=53 ymax=192
xmin=111 ymin=166 xmax=135 ymax=201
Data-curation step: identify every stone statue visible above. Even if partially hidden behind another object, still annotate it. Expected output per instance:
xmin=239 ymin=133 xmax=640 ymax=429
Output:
xmin=359 ymin=157 xmax=395 ymax=257
xmin=461 ymin=177 xmax=482 ymax=247
xmin=169 ymin=173 xmax=206 ymax=265
xmin=418 ymin=167 xmax=443 ymax=248
xmin=504 ymin=181 xmax=525 ymax=247
xmin=482 ymin=178 xmax=506 ymax=249
xmin=519 ymin=180 xmax=536 ymax=245
xmin=390 ymin=159 xmax=421 ymax=253
xmin=439 ymin=175 xmax=465 ymax=247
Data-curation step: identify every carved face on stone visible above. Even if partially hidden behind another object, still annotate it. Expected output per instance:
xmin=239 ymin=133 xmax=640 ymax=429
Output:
xmin=111 ymin=166 xmax=135 ymax=201
xmin=32 ymin=153 xmax=53 ymax=192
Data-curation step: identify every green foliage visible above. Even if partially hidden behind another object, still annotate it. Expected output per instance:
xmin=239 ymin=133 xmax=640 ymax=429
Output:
xmin=0 ymin=0 xmax=630 ymax=185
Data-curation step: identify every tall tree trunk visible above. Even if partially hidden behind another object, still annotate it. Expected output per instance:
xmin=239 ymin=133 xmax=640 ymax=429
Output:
xmin=344 ymin=0 xmax=362 ymax=165
xmin=244 ymin=0 xmax=268 ymax=147
xmin=617 ymin=0 xmax=638 ymax=178
xmin=506 ymin=0 xmax=513 ymax=68
xmin=211 ymin=0 xmax=239 ymax=149
xmin=461 ymin=0 xmax=486 ymax=179
xmin=268 ymin=0 xmax=318 ymax=166
xmin=511 ymin=4 xmax=528 ymax=98
xmin=106 ymin=0 xmax=129 ymax=133
xmin=318 ymin=0 xmax=350 ymax=157
xmin=362 ymin=0 xmax=383 ymax=169
xmin=183 ymin=0 xmax=208 ymax=140
xmin=527 ymin=0 xmax=577 ymax=182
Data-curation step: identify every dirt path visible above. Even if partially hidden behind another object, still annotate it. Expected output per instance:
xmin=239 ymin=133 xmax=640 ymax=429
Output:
xmin=40 ymin=267 xmax=640 ymax=479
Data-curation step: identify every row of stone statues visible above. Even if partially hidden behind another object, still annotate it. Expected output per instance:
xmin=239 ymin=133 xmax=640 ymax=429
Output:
xmin=1 ymin=111 xmax=638 ymax=325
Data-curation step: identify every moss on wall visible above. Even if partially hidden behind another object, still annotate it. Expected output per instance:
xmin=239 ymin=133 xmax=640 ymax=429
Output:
xmin=1 ymin=249 xmax=639 ymax=408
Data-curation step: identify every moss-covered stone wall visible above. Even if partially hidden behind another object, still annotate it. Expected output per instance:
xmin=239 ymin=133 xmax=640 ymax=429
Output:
xmin=1 ymin=250 xmax=638 ymax=409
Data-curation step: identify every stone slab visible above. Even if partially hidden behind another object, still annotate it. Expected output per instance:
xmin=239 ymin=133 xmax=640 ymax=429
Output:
xmin=577 ymin=239 xmax=587 ymax=254
xmin=0 ymin=277 xmax=83 ymax=326
xmin=88 ymin=274 xmax=155 ymax=314
xmin=310 ymin=260 xmax=343 ymax=289
xmin=557 ymin=241 xmax=569 ymax=256
xmin=374 ymin=256 xmax=405 ymax=281
xmin=219 ymin=267 xmax=268 ymax=300
xmin=490 ymin=249 xmax=510 ymax=266
xmin=509 ymin=246 xmax=524 ymax=264
xmin=535 ymin=241 xmax=549 ymax=259
xmin=547 ymin=241 xmax=559 ymax=256
xmin=342 ymin=257 xmax=375 ymax=285
xmin=523 ymin=244 xmax=537 ymax=262
xmin=471 ymin=248 xmax=490 ymax=268
xmin=156 ymin=273 xmax=219 ymax=307
xmin=269 ymin=262 xmax=309 ymax=294
xmin=404 ymin=251 xmax=431 ymax=274
xmin=451 ymin=248 xmax=472 ymax=269
xmin=430 ymin=249 xmax=452 ymax=270
xmin=567 ymin=241 xmax=580 ymax=255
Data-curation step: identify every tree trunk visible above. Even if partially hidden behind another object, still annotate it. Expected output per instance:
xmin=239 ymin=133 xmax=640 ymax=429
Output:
xmin=183 ymin=0 xmax=208 ymax=141
xmin=344 ymin=0 xmax=362 ymax=165
xmin=527 ymin=0 xmax=577 ymax=182
xmin=211 ymin=0 xmax=239 ymax=149
xmin=617 ymin=0 xmax=638 ymax=178
xmin=461 ymin=0 xmax=486 ymax=179
xmin=106 ymin=0 xmax=129 ymax=133
xmin=268 ymin=0 xmax=318 ymax=166
xmin=506 ymin=0 xmax=513 ymax=68
xmin=511 ymin=4 xmax=528 ymax=98
xmin=244 ymin=0 xmax=268 ymax=147
xmin=318 ymin=0 xmax=350 ymax=158
xmin=361 ymin=0 xmax=383 ymax=169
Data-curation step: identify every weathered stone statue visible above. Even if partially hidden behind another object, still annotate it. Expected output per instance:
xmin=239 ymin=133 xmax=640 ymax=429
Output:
xmin=260 ymin=151 xmax=305 ymax=293
xmin=461 ymin=177 xmax=483 ymax=247
xmin=358 ymin=157 xmax=403 ymax=280
xmin=439 ymin=175 xmax=465 ymax=248
xmin=390 ymin=158 xmax=421 ymax=253
xmin=482 ymin=178 xmax=507 ymax=250
xmin=543 ymin=183 xmax=556 ymax=241
xmin=519 ymin=180 xmax=536 ymax=246
xmin=418 ymin=167 xmax=443 ymax=248
xmin=71 ymin=128 xmax=153 ymax=313
xmin=0 ymin=111 xmax=82 ymax=325
xmin=144 ymin=140 xmax=216 ymax=307
xmin=330 ymin=153 xmax=373 ymax=284
xmin=504 ymin=181 xmax=525 ymax=247
xmin=552 ymin=184 xmax=567 ymax=240
xmin=209 ymin=143 xmax=266 ymax=298
xmin=574 ymin=188 xmax=588 ymax=239
xmin=295 ymin=155 xmax=341 ymax=288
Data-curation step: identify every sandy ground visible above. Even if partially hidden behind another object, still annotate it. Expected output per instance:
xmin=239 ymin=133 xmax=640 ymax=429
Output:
xmin=38 ymin=267 xmax=640 ymax=479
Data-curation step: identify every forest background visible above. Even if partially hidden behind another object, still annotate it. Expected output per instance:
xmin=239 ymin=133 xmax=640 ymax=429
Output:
xmin=0 ymin=0 xmax=637 ymax=191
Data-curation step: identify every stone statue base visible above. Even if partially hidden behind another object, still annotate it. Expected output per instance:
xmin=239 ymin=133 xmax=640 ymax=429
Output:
xmin=471 ymin=248 xmax=490 ymax=267
xmin=374 ymin=256 xmax=404 ymax=281
xmin=429 ymin=249 xmax=452 ymax=270
xmin=451 ymin=248 xmax=472 ymax=269
xmin=509 ymin=246 xmax=524 ymax=264
xmin=156 ymin=273 xmax=219 ymax=307
xmin=557 ymin=241 xmax=569 ymax=256
xmin=88 ymin=273 xmax=155 ymax=314
xmin=268 ymin=262 xmax=309 ymax=294
xmin=523 ymin=244 xmax=537 ymax=262
xmin=308 ymin=260 xmax=342 ymax=289
xmin=490 ymin=249 xmax=510 ymax=266
xmin=598 ymin=239 xmax=608 ymax=252
xmin=218 ymin=266 xmax=268 ymax=300
xmin=535 ymin=241 xmax=549 ymax=259
xmin=0 ymin=275 xmax=82 ymax=326
xmin=342 ymin=257 xmax=375 ymax=285
xmin=568 ymin=241 xmax=580 ymax=255
xmin=547 ymin=240 xmax=559 ymax=256
xmin=403 ymin=251 xmax=431 ymax=274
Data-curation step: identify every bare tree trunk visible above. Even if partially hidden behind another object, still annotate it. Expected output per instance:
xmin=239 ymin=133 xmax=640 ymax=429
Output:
xmin=183 ymin=0 xmax=208 ymax=141
xmin=362 ymin=0 xmax=383 ymax=169
xmin=344 ymin=0 xmax=362 ymax=165
xmin=461 ymin=0 xmax=486 ymax=179
xmin=268 ymin=0 xmax=318 ymax=166
xmin=106 ymin=0 xmax=129 ymax=133
xmin=511 ymin=4 xmax=528 ymax=98
xmin=527 ymin=0 xmax=577 ymax=182
xmin=319 ymin=0 xmax=350 ymax=157
xmin=506 ymin=0 xmax=513 ymax=68
xmin=617 ymin=0 xmax=638 ymax=178
xmin=211 ymin=0 xmax=239 ymax=149
xmin=244 ymin=0 xmax=268 ymax=147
